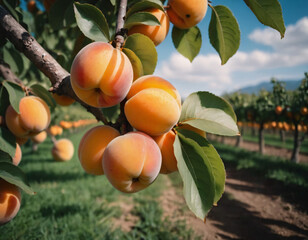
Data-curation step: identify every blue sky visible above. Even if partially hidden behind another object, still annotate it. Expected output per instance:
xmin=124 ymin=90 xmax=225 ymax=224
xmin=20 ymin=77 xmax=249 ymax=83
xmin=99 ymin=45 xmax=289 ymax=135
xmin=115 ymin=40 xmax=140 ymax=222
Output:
xmin=155 ymin=0 xmax=308 ymax=97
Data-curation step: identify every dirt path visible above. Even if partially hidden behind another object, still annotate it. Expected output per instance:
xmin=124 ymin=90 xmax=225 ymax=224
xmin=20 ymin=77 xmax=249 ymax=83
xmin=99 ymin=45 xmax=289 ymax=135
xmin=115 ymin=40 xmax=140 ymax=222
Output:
xmin=161 ymin=169 xmax=308 ymax=240
xmin=209 ymin=136 xmax=308 ymax=164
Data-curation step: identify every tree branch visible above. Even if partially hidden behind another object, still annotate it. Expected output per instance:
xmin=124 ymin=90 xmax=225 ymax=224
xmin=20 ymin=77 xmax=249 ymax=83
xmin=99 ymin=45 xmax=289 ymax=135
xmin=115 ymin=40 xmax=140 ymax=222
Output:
xmin=0 ymin=5 xmax=109 ymax=125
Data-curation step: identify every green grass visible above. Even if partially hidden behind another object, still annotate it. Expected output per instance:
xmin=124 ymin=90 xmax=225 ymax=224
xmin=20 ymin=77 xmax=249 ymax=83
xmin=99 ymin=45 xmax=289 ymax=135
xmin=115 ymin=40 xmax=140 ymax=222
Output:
xmin=242 ymin=130 xmax=308 ymax=154
xmin=1 ymin=126 xmax=199 ymax=240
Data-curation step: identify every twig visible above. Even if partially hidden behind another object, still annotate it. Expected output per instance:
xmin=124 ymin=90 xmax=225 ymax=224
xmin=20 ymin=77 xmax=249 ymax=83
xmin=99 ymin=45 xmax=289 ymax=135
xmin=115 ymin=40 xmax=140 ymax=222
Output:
xmin=114 ymin=0 xmax=128 ymax=49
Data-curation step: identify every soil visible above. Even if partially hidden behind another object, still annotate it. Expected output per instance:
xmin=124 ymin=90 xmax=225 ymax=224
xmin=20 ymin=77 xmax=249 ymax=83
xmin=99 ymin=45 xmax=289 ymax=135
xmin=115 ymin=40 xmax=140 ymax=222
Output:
xmin=161 ymin=169 xmax=308 ymax=240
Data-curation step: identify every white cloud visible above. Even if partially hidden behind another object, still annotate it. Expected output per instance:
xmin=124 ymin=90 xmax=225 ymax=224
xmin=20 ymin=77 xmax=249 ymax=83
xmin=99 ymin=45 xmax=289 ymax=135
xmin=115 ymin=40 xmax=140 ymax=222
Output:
xmin=155 ymin=17 xmax=308 ymax=96
xmin=249 ymin=17 xmax=308 ymax=53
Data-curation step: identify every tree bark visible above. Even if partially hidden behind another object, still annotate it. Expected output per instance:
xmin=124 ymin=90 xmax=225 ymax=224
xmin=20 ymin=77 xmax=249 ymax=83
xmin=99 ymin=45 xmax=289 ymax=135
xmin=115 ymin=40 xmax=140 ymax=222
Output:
xmin=291 ymin=124 xmax=301 ymax=163
xmin=258 ymin=122 xmax=265 ymax=155
xmin=279 ymin=130 xmax=285 ymax=144
xmin=235 ymin=126 xmax=243 ymax=147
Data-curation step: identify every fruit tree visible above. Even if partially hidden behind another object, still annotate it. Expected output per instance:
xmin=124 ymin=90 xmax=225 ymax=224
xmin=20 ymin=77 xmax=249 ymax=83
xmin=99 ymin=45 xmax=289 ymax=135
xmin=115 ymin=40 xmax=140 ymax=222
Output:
xmin=0 ymin=0 xmax=285 ymax=225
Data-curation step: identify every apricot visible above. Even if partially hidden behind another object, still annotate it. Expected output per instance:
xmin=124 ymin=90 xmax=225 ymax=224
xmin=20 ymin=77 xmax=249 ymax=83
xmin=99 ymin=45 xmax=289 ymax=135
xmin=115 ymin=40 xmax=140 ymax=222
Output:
xmin=31 ymin=131 xmax=47 ymax=144
xmin=102 ymin=132 xmax=162 ymax=193
xmin=125 ymin=75 xmax=181 ymax=136
xmin=153 ymin=130 xmax=177 ymax=174
xmin=300 ymin=107 xmax=308 ymax=116
xmin=78 ymin=125 xmax=120 ymax=175
xmin=128 ymin=8 xmax=169 ymax=46
xmin=27 ymin=0 xmax=36 ymax=13
xmin=70 ymin=42 xmax=133 ymax=108
xmin=52 ymin=93 xmax=75 ymax=106
xmin=59 ymin=120 xmax=73 ymax=129
xmin=0 ymin=178 xmax=21 ymax=225
xmin=51 ymin=138 xmax=74 ymax=162
xmin=5 ymin=96 xmax=50 ymax=138
xmin=12 ymin=143 xmax=22 ymax=166
xmin=167 ymin=0 xmax=208 ymax=29
xmin=48 ymin=125 xmax=63 ymax=136
xmin=154 ymin=124 xmax=205 ymax=174
xmin=275 ymin=106 xmax=283 ymax=115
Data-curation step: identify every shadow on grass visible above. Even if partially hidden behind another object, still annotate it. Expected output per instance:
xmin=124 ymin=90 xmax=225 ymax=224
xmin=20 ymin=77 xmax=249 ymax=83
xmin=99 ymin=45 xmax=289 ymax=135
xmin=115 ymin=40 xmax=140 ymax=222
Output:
xmin=208 ymin=193 xmax=308 ymax=240
xmin=40 ymin=204 xmax=83 ymax=218
xmin=25 ymin=169 xmax=89 ymax=183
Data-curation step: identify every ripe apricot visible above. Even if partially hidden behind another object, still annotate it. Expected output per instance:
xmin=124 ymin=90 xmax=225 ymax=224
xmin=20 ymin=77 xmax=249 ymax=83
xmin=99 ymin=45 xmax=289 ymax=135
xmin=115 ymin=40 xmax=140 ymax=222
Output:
xmin=128 ymin=8 xmax=169 ymax=46
xmin=12 ymin=143 xmax=22 ymax=166
xmin=27 ymin=0 xmax=36 ymax=13
xmin=102 ymin=132 xmax=162 ymax=193
xmin=300 ymin=107 xmax=308 ymax=116
xmin=5 ymin=96 xmax=51 ymax=138
xmin=48 ymin=125 xmax=63 ymax=136
xmin=51 ymin=138 xmax=74 ymax=162
xmin=52 ymin=93 xmax=75 ymax=106
xmin=154 ymin=124 xmax=205 ymax=174
xmin=167 ymin=0 xmax=208 ymax=29
xmin=0 ymin=178 xmax=21 ymax=226
xmin=70 ymin=42 xmax=133 ymax=108
xmin=31 ymin=131 xmax=47 ymax=144
xmin=153 ymin=130 xmax=177 ymax=174
xmin=125 ymin=75 xmax=181 ymax=136
xmin=78 ymin=125 xmax=120 ymax=175
xmin=275 ymin=106 xmax=283 ymax=115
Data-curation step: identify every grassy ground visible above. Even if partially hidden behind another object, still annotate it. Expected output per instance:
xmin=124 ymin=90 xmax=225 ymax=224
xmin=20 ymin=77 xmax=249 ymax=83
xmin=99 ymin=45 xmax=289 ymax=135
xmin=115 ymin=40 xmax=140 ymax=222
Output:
xmin=242 ymin=129 xmax=308 ymax=154
xmin=1 ymin=126 xmax=198 ymax=240
xmin=211 ymin=141 xmax=308 ymax=209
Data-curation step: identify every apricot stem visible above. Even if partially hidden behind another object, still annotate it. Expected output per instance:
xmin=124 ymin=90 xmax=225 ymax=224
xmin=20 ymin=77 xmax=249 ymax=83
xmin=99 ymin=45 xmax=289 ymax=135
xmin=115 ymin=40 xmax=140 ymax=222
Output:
xmin=114 ymin=0 xmax=128 ymax=49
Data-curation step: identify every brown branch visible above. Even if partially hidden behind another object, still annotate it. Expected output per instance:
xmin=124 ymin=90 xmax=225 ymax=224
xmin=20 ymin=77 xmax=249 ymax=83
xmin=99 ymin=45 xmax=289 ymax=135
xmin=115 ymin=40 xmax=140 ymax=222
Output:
xmin=0 ymin=58 xmax=23 ymax=85
xmin=0 ymin=5 xmax=109 ymax=125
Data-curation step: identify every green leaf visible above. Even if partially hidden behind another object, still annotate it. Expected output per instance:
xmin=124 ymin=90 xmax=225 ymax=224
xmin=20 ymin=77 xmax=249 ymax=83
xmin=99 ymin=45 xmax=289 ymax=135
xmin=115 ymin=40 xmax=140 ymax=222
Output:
xmin=0 ymin=150 xmax=12 ymax=163
xmin=244 ymin=0 xmax=285 ymax=38
xmin=124 ymin=33 xmax=157 ymax=75
xmin=122 ymin=48 xmax=144 ymax=80
xmin=0 ymin=162 xmax=35 ymax=195
xmin=2 ymin=0 xmax=19 ymax=21
xmin=209 ymin=5 xmax=240 ymax=65
xmin=3 ymin=45 xmax=24 ymax=75
xmin=127 ymin=0 xmax=164 ymax=17
xmin=180 ymin=91 xmax=239 ymax=136
xmin=30 ymin=84 xmax=56 ymax=111
xmin=177 ymin=129 xmax=226 ymax=204
xmin=74 ymin=3 xmax=110 ymax=42
xmin=2 ymin=81 xmax=24 ymax=114
xmin=174 ymin=132 xmax=215 ymax=220
xmin=49 ymin=0 xmax=75 ymax=30
xmin=0 ymin=86 xmax=10 ymax=116
xmin=101 ymin=104 xmax=120 ymax=124
xmin=172 ymin=26 xmax=202 ymax=62
xmin=125 ymin=12 xmax=161 ymax=29
xmin=0 ymin=127 xmax=16 ymax=159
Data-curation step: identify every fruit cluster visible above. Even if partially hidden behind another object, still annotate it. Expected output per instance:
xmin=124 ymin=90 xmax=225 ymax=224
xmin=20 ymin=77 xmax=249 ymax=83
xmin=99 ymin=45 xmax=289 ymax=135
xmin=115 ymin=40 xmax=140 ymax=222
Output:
xmin=74 ymin=70 xmax=183 ymax=193
xmin=70 ymin=0 xmax=210 ymax=193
